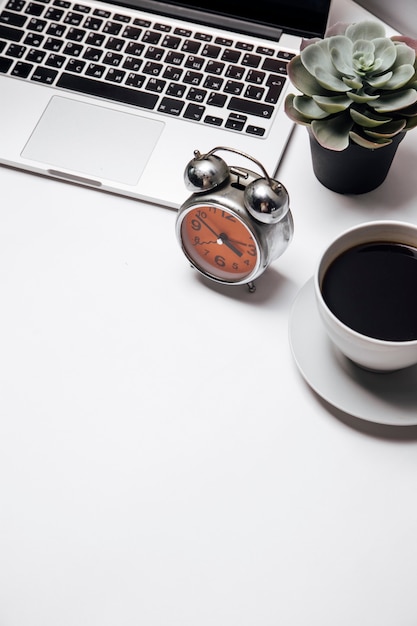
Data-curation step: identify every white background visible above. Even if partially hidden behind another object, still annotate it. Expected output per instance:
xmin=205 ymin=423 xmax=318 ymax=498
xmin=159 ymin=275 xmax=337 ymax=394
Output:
xmin=1 ymin=1 xmax=417 ymax=624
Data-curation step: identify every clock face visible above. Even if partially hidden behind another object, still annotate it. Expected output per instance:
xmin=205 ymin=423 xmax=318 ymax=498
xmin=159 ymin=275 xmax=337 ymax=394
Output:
xmin=178 ymin=204 xmax=260 ymax=283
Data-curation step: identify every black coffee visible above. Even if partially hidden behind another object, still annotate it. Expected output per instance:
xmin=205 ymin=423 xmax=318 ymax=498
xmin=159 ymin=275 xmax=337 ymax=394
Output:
xmin=322 ymin=242 xmax=417 ymax=342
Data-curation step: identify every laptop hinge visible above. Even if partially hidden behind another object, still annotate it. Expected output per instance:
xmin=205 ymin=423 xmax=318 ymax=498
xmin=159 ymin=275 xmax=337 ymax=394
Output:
xmin=111 ymin=0 xmax=284 ymax=41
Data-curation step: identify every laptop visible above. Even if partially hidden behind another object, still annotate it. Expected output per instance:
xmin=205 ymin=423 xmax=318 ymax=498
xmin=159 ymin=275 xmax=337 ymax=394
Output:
xmin=0 ymin=0 xmax=332 ymax=208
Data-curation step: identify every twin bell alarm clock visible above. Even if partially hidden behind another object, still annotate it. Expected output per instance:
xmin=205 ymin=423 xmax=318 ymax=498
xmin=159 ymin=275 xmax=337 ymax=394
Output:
xmin=175 ymin=146 xmax=294 ymax=292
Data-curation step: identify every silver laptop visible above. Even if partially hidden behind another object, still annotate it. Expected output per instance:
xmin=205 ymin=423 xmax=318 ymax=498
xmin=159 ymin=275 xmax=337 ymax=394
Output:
xmin=0 ymin=0 xmax=331 ymax=208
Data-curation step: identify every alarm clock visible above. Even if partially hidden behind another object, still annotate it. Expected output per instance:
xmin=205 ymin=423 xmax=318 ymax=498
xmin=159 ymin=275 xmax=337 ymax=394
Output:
xmin=175 ymin=146 xmax=294 ymax=292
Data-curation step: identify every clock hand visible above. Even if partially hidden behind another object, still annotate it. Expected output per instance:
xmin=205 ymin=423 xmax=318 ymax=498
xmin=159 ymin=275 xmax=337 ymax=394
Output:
xmin=219 ymin=233 xmax=243 ymax=257
xmin=196 ymin=215 xmax=243 ymax=257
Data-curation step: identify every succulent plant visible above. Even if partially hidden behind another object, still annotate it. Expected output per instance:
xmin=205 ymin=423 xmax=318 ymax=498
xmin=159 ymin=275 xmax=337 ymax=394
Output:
xmin=285 ymin=20 xmax=417 ymax=150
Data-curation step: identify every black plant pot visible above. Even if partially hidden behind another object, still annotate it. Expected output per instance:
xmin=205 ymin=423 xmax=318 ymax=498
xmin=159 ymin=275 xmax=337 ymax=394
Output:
xmin=308 ymin=131 xmax=405 ymax=194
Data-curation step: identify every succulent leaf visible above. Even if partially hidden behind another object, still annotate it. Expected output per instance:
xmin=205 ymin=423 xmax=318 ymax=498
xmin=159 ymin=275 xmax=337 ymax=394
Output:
xmin=311 ymin=115 xmax=353 ymax=150
xmin=313 ymin=94 xmax=351 ymax=113
xmin=370 ymin=89 xmax=417 ymax=112
xmin=349 ymin=131 xmax=392 ymax=148
xmin=364 ymin=119 xmax=406 ymax=137
xmin=349 ymin=108 xmax=391 ymax=127
xmin=292 ymin=95 xmax=330 ymax=119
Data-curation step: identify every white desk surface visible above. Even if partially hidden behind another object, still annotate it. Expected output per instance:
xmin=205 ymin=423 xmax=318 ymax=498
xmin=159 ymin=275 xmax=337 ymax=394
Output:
xmin=1 ymin=2 xmax=417 ymax=625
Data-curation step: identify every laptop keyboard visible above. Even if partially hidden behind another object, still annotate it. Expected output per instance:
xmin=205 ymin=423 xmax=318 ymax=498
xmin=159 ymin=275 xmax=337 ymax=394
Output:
xmin=0 ymin=0 xmax=295 ymax=137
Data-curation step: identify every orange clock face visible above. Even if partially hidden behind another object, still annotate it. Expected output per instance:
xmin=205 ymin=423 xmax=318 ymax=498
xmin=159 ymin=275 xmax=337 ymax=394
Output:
xmin=179 ymin=204 xmax=259 ymax=282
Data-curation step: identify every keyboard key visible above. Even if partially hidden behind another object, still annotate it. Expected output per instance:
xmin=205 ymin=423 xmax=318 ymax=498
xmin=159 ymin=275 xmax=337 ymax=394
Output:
xmin=241 ymin=53 xmax=261 ymax=67
xmin=181 ymin=39 xmax=199 ymax=54
xmin=122 ymin=25 xmax=141 ymax=40
xmin=0 ymin=23 xmax=24 ymax=41
xmin=122 ymin=56 xmax=142 ymax=71
xmin=142 ymin=29 xmax=160 ymax=44
xmin=74 ymin=3 xmax=90 ymax=12
xmin=207 ymin=92 xmax=226 ymax=107
xmin=125 ymin=41 xmax=144 ymax=56
xmin=44 ymin=7 xmax=64 ymax=20
xmin=201 ymin=44 xmax=220 ymax=58
xmin=0 ymin=9 xmax=26 ymax=26
xmin=221 ymin=48 xmax=240 ymax=63
xmin=205 ymin=60 xmax=224 ymax=75
xmin=46 ymin=23 xmax=66 ymax=37
xmin=63 ymin=11 xmax=84 ymax=25
xmin=103 ymin=20 xmax=121 ymax=35
xmin=143 ymin=60 xmax=162 ymax=75
xmin=162 ymin=65 xmax=182 ymax=81
xmin=225 ymin=65 xmax=244 ymax=80
xmin=102 ymin=51 xmax=123 ymax=65
xmin=186 ymin=86 xmax=206 ymax=102
xmin=194 ymin=32 xmax=211 ymax=41
xmin=27 ymin=17 xmax=46 ymax=31
xmin=31 ymin=65 xmax=58 ymax=82
xmin=85 ymin=62 xmax=105 ymax=77
xmin=57 ymin=72 xmax=159 ymax=109
xmin=66 ymin=26 xmax=86 ymax=41
xmin=164 ymin=50 xmax=183 ymax=66
xmin=105 ymin=36 xmax=124 ymax=51
xmin=145 ymin=76 xmax=165 ymax=92
xmin=247 ymin=124 xmax=265 ymax=136
xmin=204 ymin=115 xmax=222 ymax=126
xmin=261 ymin=57 xmax=288 ymax=74
xmin=154 ymin=22 xmax=170 ymax=32
xmin=161 ymin=34 xmax=180 ymax=49
xmin=227 ymin=96 xmax=274 ymax=118
xmin=66 ymin=56 xmax=85 ymax=72
xmin=224 ymin=79 xmax=243 ymax=95
xmin=157 ymin=96 xmax=184 ymax=115
xmin=85 ymin=31 xmax=104 ymax=46
xmin=62 ymin=41 xmax=83 ymax=56
xmin=184 ymin=102 xmax=204 ymax=120
xmin=265 ymin=76 xmax=286 ymax=103
xmin=44 ymin=36 xmax=63 ymax=50
xmin=105 ymin=67 xmax=125 ymax=82
xmin=6 ymin=42 xmax=25 ymax=57
xmin=225 ymin=113 xmax=246 ymax=131
xmin=145 ymin=45 xmax=164 ymax=61
xmin=45 ymin=52 xmax=65 ymax=67
xmin=26 ymin=46 xmax=46 ymax=61
xmin=184 ymin=55 xmax=204 ymax=70
xmin=166 ymin=82 xmax=185 ymax=98
xmin=23 ymin=31 xmax=43 ymax=45
xmin=84 ymin=16 xmax=103 ymax=30
xmin=0 ymin=56 xmax=13 ymax=72
xmin=6 ymin=0 xmax=25 ymax=11
xmin=125 ymin=71 xmax=145 ymax=87
xmin=114 ymin=13 xmax=130 ymax=23
xmin=203 ymin=75 xmax=223 ymax=90
xmin=25 ymin=2 xmax=45 ymax=16
xmin=183 ymin=69 xmax=202 ymax=85
xmin=244 ymin=84 xmax=264 ymax=100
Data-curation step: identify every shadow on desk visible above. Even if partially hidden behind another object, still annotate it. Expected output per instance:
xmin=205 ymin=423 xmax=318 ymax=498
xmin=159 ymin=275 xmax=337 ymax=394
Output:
xmin=315 ymin=393 xmax=417 ymax=441
xmin=191 ymin=265 xmax=298 ymax=308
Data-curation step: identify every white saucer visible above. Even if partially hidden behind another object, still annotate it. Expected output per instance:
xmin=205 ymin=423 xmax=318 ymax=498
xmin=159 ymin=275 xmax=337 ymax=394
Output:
xmin=289 ymin=278 xmax=417 ymax=425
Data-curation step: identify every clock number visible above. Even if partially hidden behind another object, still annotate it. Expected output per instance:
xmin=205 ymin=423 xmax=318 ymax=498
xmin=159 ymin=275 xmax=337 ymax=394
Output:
xmin=191 ymin=219 xmax=202 ymax=231
xmin=247 ymin=244 xmax=256 ymax=257
xmin=222 ymin=211 xmax=236 ymax=222
xmin=214 ymin=255 xmax=226 ymax=267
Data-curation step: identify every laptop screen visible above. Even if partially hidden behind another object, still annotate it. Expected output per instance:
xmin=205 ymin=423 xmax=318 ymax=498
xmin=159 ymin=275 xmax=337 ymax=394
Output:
xmin=114 ymin=0 xmax=332 ymax=39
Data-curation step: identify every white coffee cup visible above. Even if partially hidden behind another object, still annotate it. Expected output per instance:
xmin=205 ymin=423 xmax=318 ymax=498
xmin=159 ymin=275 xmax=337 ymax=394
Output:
xmin=314 ymin=220 xmax=417 ymax=372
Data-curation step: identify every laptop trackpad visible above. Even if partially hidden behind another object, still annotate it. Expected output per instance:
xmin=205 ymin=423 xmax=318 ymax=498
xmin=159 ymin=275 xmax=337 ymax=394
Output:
xmin=21 ymin=96 xmax=164 ymax=185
